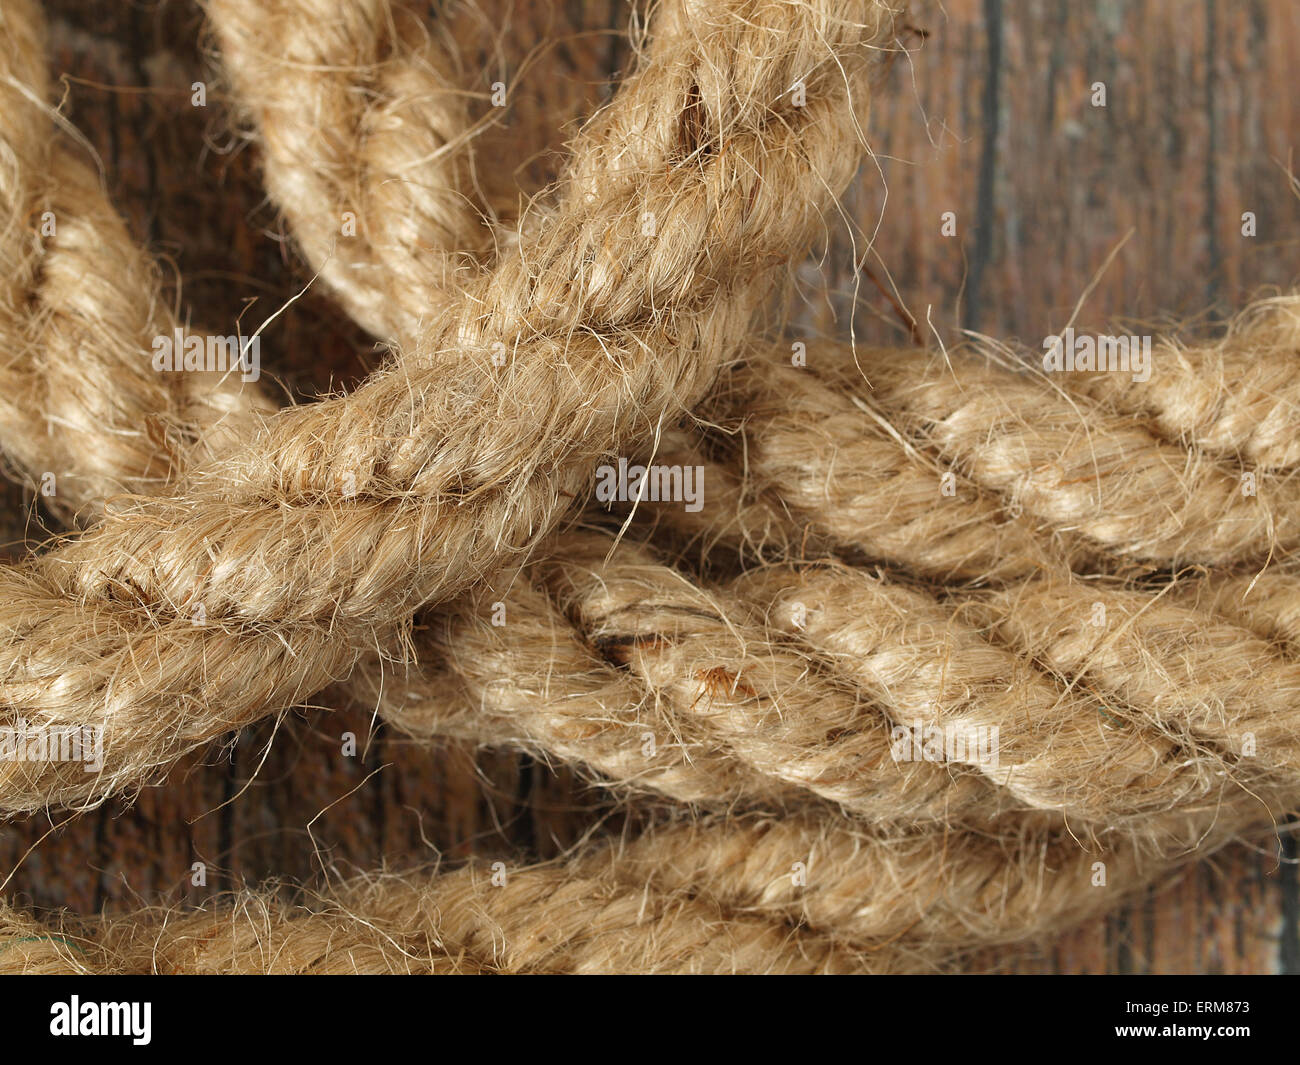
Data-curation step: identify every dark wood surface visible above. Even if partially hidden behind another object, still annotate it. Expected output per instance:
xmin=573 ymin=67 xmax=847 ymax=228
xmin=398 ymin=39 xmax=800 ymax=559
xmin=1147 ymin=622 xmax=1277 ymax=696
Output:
xmin=2 ymin=0 xmax=1298 ymax=973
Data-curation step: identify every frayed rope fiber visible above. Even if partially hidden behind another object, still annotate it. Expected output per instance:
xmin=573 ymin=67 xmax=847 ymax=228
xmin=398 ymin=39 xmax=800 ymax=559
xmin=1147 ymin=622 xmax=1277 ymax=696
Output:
xmin=2 ymin=0 xmax=1299 ymax=973
xmin=0 ymin=0 xmax=892 ymax=815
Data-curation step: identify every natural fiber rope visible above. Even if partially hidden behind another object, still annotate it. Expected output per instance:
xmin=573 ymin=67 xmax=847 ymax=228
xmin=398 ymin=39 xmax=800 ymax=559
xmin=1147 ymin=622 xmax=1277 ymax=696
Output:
xmin=10 ymin=308 xmax=1300 ymax=816
xmin=358 ymin=526 xmax=1300 ymax=838
xmin=0 ymin=0 xmax=271 ymax=522
xmin=1063 ymin=295 xmax=1300 ymax=471
xmin=2 ymin=0 xmax=1300 ymax=972
xmin=189 ymin=9 xmax=1300 ymax=860
xmin=196 ymin=10 xmax=1300 ymax=956
xmin=2 ymin=800 xmax=1256 ymax=974
xmin=203 ymin=0 xmax=1300 ymax=579
xmin=204 ymin=0 xmax=501 ymax=343
xmin=7 ymin=328 xmax=1290 ymax=828
xmin=0 ymin=0 xmax=898 ymax=815
xmin=16 ymin=0 xmax=1296 ymax=592
xmin=8 ymin=0 xmax=1295 ymax=841
xmin=0 ymin=0 xmax=1076 ymax=840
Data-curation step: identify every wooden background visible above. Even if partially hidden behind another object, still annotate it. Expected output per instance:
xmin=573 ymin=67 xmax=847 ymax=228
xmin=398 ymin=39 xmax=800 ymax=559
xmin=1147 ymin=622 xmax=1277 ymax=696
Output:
xmin=1 ymin=0 xmax=1298 ymax=973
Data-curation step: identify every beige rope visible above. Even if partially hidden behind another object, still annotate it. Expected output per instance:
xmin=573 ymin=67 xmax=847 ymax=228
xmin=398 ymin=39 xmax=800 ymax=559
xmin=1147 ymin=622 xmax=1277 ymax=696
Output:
xmin=3 ymin=0 xmax=1296 ymax=976
xmin=0 ymin=0 xmax=898 ymax=815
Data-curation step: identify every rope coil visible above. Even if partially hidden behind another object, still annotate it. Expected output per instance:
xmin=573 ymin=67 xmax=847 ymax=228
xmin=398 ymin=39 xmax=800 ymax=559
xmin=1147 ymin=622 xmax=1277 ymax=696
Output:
xmin=0 ymin=0 xmax=1296 ymax=974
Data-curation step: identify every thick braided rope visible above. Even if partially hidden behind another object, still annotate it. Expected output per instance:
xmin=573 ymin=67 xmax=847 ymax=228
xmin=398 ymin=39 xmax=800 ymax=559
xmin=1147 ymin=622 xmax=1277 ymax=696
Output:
xmin=0 ymin=800 xmax=1260 ymax=974
xmin=0 ymin=0 xmax=269 ymax=522
xmin=196 ymin=1 xmax=1300 ymax=687
xmin=7 ymin=0 xmax=1069 ymax=825
xmin=5 ymin=0 xmax=1092 ymax=868
xmin=0 ymin=868 xmax=869 ymax=975
xmin=361 ymin=529 xmax=992 ymax=822
xmin=207 ymin=0 xmax=666 ymax=352
xmin=3 ymin=311 xmax=1294 ymax=837
xmin=1179 ymin=568 xmax=1300 ymax=649
xmin=5 ymin=493 xmax=1265 ymax=837
xmin=5 ymin=0 xmax=1294 ymax=972
xmin=202 ymin=0 xmax=1066 ymax=586
xmin=837 ymin=344 xmax=1300 ymax=566
xmin=969 ymin=575 xmax=1300 ymax=791
xmin=205 ymin=0 xmax=500 ymax=343
xmin=355 ymin=526 xmax=1299 ymax=840
xmin=87 ymin=0 xmax=1300 ymax=629
xmin=665 ymin=346 xmax=1081 ymax=579
xmin=344 ymin=374 xmax=1300 ymax=859
xmin=204 ymin=0 xmax=1300 ymax=579
xmin=11 ymin=242 xmax=1265 ymax=843
xmin=1063 ymin=295 xmax=1300 ymax=471
xmin=0 ymin=0 xmax=896 ymax=815
xmin=6 ymin=329 xmax=1296 ymax=825
xmin=22 ymin=0 xmax=1299 ymax=592
xmin=566 ymin=322 xmax=1300 ymax=581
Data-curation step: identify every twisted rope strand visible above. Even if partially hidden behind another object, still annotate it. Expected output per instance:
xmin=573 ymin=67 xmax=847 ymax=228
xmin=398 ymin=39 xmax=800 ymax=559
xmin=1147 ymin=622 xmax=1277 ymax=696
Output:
xmin=974 ymin=575 xmax=1300 ymax=791
xmin=206 ymin=0 xmax=1300 ymax=584
xmin=206 ymin=0 xmax=499 ymax=343
xmin=0 ymin=0 xmax=269 ymax=521
xmin=0 ymin=0 xmax=897 ymax=815
xmin=2 ymin=799 xmax=1267 ymax=974
xmin=361 ymin=527 xmax=1266 ymax=838
xmin=1062 ymin=295 xmax=1300 ymax=471
xmin=1 ymin=865 xmax=871 ymax=975
xmin=820 ymin=343 xmax=1300 ymax=567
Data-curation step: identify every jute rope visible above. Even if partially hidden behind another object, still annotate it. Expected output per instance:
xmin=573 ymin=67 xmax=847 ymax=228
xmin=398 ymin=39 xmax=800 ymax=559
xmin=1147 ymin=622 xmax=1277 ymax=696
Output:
xmin=7 ymin=328 xmax=1293 ymax=830
xmin=204 ymin=0 xmax=501 ymax=343
xmin=1 ymin=801 xmax=1257 ymax=974
xmin=199 ymin=0 xmax=1300 ymax=967
xmin=0 ymin=0 xmax=898 ymax=816
xmin=0 ymin=1 xmax=270 ymax=521
xmin=2 ymin=0 xmax=1298 ymax=974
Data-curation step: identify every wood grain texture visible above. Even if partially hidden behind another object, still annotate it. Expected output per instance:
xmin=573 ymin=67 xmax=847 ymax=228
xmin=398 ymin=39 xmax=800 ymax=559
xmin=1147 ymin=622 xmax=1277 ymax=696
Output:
xmin=0 ymin=0 xmax=1297 ymax=974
